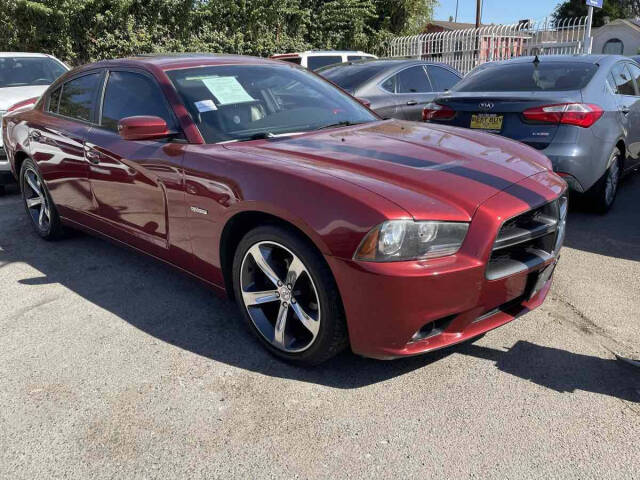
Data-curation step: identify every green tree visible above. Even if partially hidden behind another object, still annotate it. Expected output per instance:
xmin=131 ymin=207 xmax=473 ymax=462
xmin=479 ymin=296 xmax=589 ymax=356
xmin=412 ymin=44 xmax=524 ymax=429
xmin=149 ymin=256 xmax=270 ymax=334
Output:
xmin=553 ymin=0 xmax=626 ymax=27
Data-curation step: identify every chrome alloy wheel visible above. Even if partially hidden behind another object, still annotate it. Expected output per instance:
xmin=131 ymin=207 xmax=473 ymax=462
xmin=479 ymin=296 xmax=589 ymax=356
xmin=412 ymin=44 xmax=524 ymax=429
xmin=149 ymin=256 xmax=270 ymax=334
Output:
xmin=605 ymin=155 xmax=620 ymax=206
xmin=23 ymin=167 xmax=51 ymax=231
xmin=240 ymin=241 xmax=321 ymax=353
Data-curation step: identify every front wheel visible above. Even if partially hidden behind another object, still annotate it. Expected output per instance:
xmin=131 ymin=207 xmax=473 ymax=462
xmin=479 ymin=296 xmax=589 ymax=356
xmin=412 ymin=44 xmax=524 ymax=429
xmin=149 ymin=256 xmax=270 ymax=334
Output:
xmin=586 ymin=148 xmax=621 ymax=213
xmin=232 ymin=225 xmax=348 ymax=365
xmin=20 ymin=158 xmax=63 ymax=240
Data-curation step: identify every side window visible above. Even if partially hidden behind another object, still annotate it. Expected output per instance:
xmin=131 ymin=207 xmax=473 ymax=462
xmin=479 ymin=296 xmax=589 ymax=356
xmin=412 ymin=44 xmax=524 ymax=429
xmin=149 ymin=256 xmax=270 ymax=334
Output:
xmin=347 ymin=56 xmax=363 ymax=61
xmin=307 ymin=56 xmax=343 ymax=70
xmin=381 ymin=75 xmax=397 ymax=93
xmin=611 ymin=63 xmax=636 ymax=96
xmin=58 ymin=73 xmax=101 ymax=122
xmin=47 ymin=86 xmax=62 ymax=113
xmin=396 ymin=66 xmax=432 ymax=93
xmin=101 ymin=71 xmax=176 ymax=132
xmin=427 ymin=66 xmax=460 ymax=92
xmin=627 ymin=63 xmax=640 ymax=95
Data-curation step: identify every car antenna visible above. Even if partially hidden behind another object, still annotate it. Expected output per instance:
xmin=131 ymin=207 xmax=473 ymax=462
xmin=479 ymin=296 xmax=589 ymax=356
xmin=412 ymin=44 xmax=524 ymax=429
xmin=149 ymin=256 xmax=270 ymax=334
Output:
xmin=533 ymin=55 xmax=540 ymax=65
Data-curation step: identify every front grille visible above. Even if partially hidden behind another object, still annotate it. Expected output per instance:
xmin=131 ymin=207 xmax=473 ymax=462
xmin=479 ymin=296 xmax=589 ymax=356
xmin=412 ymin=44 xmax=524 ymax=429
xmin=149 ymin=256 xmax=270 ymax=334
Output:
xmin=486 ymin=196 xmax=567 ymax=280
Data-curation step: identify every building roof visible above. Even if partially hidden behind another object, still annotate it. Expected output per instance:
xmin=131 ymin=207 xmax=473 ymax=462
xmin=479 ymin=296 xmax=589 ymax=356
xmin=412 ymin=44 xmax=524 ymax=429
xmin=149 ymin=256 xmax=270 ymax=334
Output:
xmin=425 ymin=20 xmax=488 ymax=31
xmin=592 ymin=17 xmax=640 ymax=36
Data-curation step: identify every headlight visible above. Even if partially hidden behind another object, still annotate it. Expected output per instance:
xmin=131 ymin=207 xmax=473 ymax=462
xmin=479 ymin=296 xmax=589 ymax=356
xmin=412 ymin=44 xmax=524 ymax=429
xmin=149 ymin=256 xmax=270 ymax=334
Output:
xmin=354 ymin=220 xmax=469 ymax=262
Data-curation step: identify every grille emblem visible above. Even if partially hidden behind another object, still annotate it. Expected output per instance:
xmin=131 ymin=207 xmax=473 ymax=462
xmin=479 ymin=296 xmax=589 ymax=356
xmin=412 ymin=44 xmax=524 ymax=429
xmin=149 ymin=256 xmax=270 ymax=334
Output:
xmin=479 ymin=102 xmax=494 ymax=110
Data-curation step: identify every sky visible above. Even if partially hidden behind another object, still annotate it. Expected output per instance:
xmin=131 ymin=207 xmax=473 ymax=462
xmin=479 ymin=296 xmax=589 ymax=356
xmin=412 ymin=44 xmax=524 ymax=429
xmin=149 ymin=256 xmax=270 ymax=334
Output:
xmin=434 ymin=0 xmax=563 ymax=25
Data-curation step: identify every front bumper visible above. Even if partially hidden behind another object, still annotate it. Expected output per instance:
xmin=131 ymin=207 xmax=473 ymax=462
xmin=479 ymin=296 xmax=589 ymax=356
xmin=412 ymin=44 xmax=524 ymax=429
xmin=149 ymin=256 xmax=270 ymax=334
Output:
xmin=328 ymin=171 xmax=566 ymax=359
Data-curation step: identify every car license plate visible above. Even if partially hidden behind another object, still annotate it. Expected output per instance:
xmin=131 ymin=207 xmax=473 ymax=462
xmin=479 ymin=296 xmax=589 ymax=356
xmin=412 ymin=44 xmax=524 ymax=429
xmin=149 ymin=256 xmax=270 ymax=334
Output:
xmin=470 ymin=113 xmax=503 ymax=131
xmin=528 ymin=262 xmax=556 ymax=300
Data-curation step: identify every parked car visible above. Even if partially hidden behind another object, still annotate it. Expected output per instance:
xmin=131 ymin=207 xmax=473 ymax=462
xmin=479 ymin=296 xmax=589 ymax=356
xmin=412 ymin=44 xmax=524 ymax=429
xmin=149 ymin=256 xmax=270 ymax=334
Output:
xmin=317 ymin=59 xmax=461 ymax=121
xmin=270 ymin=50 xmax=377 ymax=70
xmin=423 ymin=55 xmax=640 ymax=212
xmin=0 ymin=52 xmax=68 ymax=193
xmin=2 ymin=54 xmax=567 ymax=365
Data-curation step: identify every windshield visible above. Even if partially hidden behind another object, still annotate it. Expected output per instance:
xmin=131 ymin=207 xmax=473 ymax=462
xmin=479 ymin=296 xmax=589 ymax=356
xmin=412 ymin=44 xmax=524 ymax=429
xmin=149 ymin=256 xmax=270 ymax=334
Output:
xmin=318 ymin=63 xmax=389 ymax=93
xmin=0 ymin=57 xmax=67 ymax=88
xmin=452 ymin=62 xmax=598 ymax=92
xmin=167 ymin=64 xmax=377 ymax=143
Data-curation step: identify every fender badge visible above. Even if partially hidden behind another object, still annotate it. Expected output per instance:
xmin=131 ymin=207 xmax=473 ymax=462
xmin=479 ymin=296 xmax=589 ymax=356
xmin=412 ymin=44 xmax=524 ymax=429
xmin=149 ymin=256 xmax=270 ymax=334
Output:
xmin=190 ymin=206 xmax=208 ymax=215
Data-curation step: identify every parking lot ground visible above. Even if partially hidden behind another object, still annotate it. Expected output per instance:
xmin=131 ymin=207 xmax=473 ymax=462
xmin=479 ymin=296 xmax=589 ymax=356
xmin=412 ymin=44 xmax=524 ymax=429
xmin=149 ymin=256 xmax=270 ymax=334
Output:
xmin=0 ymin=177 xmax=639 ymax=479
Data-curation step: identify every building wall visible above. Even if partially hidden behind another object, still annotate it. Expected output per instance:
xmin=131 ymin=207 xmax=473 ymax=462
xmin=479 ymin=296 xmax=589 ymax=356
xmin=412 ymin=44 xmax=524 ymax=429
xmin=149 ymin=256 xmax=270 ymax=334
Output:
xmin=592 ymin=23 xmax=640 ymax=56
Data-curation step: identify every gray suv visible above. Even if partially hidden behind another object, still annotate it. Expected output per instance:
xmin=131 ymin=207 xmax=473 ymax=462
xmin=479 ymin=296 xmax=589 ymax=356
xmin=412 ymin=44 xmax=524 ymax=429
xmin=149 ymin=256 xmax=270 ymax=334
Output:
xmin=425 ymin=55 xmax=640 ymax=212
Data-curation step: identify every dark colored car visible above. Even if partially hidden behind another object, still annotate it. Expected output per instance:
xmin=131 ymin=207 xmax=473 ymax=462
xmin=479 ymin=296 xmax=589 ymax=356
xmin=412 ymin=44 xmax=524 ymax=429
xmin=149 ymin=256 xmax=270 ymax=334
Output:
xmin=424 ymin=55 xmax=640 ymax=212
xmin=317 ymin=59 xmax=461 ymax=121
xmin=2 ymin=54 xmax=566 ymax=365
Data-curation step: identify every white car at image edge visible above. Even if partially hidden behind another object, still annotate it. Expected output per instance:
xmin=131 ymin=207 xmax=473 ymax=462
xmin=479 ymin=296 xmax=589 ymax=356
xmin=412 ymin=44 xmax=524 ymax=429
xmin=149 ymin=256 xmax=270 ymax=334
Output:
xmin=0 ymin=52 xmax=69 ymax=192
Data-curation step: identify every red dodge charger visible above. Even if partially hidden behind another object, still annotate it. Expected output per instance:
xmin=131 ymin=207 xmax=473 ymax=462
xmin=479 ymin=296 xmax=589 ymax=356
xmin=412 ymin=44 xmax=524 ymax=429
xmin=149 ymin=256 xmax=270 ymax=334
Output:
xmin=1 ymin=54 xmax=567 ymax=364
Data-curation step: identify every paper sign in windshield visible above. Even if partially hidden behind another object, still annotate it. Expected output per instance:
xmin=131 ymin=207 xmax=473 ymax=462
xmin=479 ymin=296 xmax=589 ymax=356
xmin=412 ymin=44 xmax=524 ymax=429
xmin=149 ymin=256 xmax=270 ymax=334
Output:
xmin=201 ymin=76 xmax=255 ymax=105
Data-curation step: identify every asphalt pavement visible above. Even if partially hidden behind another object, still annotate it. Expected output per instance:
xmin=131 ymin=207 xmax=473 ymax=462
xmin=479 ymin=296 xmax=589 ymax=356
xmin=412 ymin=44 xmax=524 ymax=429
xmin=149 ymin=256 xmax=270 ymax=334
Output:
xmin=0 ymin=176 xmax=638 ymax=479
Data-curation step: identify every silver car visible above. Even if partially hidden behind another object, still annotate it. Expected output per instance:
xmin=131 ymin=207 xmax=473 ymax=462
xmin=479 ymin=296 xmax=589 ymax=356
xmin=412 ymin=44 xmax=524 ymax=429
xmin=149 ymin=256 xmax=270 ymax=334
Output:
xmin=317 ymin=59 xmax=461 ymax=121
xmin=426 ymin=55 xmax=640 ymax=212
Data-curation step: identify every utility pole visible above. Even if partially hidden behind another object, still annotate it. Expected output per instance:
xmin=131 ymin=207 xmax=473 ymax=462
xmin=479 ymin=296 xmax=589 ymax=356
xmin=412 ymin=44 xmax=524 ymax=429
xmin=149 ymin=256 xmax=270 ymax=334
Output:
xmin=584 ymin=0 xmax=603 ymax=54
xmin=455 ymin=0 xmax=459 ymax=23
xmin=475 ymin=0 xmax=482 ymax=29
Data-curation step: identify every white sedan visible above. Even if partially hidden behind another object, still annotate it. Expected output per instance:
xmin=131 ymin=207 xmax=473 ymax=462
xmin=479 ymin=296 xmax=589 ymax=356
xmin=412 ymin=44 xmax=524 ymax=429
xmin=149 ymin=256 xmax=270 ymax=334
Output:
xmin=0 ymin=52 xmax=68 ymax=193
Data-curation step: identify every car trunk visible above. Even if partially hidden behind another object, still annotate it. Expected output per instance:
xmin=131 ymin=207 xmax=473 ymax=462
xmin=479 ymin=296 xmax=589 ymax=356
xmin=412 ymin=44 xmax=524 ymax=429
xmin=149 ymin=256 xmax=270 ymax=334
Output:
xmin=435 ymin=91 xmax=583 ymax=150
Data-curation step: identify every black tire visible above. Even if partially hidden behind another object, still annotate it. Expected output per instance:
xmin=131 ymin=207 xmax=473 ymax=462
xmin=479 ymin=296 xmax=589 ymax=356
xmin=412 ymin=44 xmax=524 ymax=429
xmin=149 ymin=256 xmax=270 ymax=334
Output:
xmin=232 ymin=225 xmax=348 ymax=366
xmin=20 ymin=158 xmax=63 ymax=240
xmin=586 ymin=147 xmax=622 ymax=214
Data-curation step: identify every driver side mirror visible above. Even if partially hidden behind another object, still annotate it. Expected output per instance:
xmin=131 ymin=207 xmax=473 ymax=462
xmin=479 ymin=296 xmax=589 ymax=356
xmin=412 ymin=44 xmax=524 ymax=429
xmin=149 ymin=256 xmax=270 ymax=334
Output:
xmin=118 ymin=116 xmax=173 ymax=141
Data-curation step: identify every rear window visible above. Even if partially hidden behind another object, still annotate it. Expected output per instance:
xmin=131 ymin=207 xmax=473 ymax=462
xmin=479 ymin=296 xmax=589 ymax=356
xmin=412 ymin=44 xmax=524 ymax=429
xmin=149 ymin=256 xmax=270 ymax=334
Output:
xmin=307 ymin=56 xmax=343 ymax=71
xmin=319 ymin=63 xmax=389 ymax=93
xmin=277 ymin=57 xmax=302 ymax=65
xmin=452 ymin=62 xmax=598 ymax=92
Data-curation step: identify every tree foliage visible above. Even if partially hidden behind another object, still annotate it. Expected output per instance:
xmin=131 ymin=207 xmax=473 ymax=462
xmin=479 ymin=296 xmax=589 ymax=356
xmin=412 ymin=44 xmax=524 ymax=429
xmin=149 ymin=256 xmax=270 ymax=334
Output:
xmin=0 ymin=0 xmax=438 ymax=65
xmin=552 ymin=0 xmax=635 ymax=27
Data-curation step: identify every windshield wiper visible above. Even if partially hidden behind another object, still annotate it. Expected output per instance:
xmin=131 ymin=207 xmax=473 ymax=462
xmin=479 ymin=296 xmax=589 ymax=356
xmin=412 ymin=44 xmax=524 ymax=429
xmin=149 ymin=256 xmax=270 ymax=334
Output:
xmin=315 ymin=121 xmax=368 ymax=131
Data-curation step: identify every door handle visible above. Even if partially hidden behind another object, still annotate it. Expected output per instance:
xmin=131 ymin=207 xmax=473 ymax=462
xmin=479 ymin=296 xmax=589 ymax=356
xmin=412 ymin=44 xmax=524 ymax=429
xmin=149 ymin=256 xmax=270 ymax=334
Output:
xmin=29 ymin=130 xmax=42 ymax=141
xmin=85 ymin=149 xmax=101 ymax=164
xmin=406 ymin=100 xmax=418 ymax=106
xmin=621 ymin=106 xmax=631 ymax=115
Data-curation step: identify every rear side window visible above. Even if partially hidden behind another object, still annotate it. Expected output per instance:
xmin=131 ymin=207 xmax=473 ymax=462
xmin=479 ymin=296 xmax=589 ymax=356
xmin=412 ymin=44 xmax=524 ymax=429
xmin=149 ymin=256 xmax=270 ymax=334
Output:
xmin=58 ymin=73 xmax=102 ymax=122
xmin=611 ymin=63 xmax=637 ymax=96
xmin=47 ymin=86 xmax=62 ymax=113
xmin=347 ymin=56 xmax=363 ymax=61
xmin=627 ymin=63 xmax=640 ymax=94
xmin=395 ymin=66 xmax=432 ymax=93
xmin=452 ymin=62 xmax=598 ymax=92
xmin=307 ymin=56 xmax=343 ymax=70
xmin=427 ymin=66 xmax=460 ymax=92
xmin=100 ymin=71 xmax=176 ymax=131
xmin=319 ymin=63 xmax=390 ymax=93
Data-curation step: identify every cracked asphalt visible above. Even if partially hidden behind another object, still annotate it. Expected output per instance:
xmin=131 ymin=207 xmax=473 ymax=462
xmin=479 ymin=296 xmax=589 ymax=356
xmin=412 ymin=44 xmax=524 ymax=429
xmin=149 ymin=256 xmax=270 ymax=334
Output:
xmin=1 ymin=175 xmax=639 ymax=479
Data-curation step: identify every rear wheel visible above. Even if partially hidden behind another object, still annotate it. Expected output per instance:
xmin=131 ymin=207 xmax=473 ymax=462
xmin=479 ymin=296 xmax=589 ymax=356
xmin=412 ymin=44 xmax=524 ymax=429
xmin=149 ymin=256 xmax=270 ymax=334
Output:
xmin=232 ymin=225 xmax=348 ymax=365
xmin=587 ymin=147 xmax=621 ymax=213
xmin=20 ymin=158 xmax=63 ymax=240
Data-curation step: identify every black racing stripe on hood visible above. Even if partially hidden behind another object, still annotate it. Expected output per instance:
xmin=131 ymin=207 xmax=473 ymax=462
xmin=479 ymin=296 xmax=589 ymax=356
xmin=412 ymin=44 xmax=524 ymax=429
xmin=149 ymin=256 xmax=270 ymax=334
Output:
xmin=285 ymin=138 xmax=546 ymax=207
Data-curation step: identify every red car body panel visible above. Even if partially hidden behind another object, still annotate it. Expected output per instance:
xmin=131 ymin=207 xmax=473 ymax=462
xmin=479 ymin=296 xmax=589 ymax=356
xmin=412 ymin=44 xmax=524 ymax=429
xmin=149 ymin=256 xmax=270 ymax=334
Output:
xmin=1 ymin=55 xmax=566 ymax=359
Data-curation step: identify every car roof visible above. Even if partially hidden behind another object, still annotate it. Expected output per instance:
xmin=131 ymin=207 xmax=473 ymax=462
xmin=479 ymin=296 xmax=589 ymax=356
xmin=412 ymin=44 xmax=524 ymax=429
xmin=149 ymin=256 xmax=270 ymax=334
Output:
xmin=272 ymin=51 xmax=374 ymax=57
xmin=0 ymin=52 xmax=57 ymax=58
xmin=73 ymin=53 xmax=279 ymax=72
xmin=483 ymin=54 xmax=625 ymax=67
xmin=319 ymin=57 xmax=457 ymax=72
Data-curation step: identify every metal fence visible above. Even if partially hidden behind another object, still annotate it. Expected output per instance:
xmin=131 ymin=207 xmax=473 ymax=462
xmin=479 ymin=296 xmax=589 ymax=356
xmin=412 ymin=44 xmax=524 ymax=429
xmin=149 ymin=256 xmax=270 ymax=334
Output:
xmin=388 ymin=17 xmax=588 ymax=74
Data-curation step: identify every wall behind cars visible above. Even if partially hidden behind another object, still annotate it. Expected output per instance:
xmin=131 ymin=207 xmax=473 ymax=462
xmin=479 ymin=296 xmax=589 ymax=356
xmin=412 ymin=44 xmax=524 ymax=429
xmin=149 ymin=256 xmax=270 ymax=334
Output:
xmin=0 ymin=0 xmax=437 ymax=66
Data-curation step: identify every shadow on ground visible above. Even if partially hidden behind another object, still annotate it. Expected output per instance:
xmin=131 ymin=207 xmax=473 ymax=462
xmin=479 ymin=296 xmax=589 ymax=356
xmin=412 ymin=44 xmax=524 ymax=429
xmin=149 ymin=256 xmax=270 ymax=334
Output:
xmin=0 ymin=186 xmax=638 ymax=400
xmin=564 ymin=173 xmax=640 ymax=262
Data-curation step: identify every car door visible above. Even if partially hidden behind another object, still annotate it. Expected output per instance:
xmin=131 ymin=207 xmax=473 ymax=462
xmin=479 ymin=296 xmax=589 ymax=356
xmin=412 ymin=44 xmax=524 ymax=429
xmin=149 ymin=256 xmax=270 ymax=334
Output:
xmin=622 ymin=62 xmax=640 ymax=169
xmin=84 ymin=68 xmax=187 ymax=261
xmin=29 ymin=70 xmax=104 ymax=220
xmin=382 ymin=65 xmax=436 ymax=121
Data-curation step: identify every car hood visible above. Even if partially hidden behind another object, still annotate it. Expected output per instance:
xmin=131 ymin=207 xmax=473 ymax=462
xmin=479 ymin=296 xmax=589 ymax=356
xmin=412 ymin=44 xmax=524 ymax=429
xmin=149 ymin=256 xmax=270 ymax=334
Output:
xmin=225 ymin=120 xmax=553 ymax=221
xmin=0 ymin=85 xmax=48 ymax=111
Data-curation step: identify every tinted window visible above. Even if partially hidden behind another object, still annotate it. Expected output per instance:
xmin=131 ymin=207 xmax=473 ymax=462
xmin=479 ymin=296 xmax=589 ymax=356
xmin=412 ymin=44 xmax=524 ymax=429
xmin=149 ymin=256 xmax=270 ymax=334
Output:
xmin=347 ymin=56 xmax=363 ymax=61
xmin=427 ymin=66 xmax=460 ymax=91
xmin=279 ymin=57 xmax=302 ymax=65
xmin=101 ymin=71 xmax=176 ymax=131
xmin=628 ymin=63 xmax=640 ymax=94
xmin=319 ymin=63 xmax=390 ymax=93
xmin=452 ymin=62 xmax=598 ymax=92
xmin=0 ymin=57 xmax=67 ymax=88
xmin=395 ymin=66 xmax=431 ymax=93
xmin=307 ymin=56 xmax=343 ymax=70
xmin=167 ymin=64 xmax=376 ymax=144
xmin=47 ymin=86 xmax=62 ymax=113
xmin=611 ymin=63 xmax=636 ymax=96
xmin=58 ymin=73 xmax=101 ymax=122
